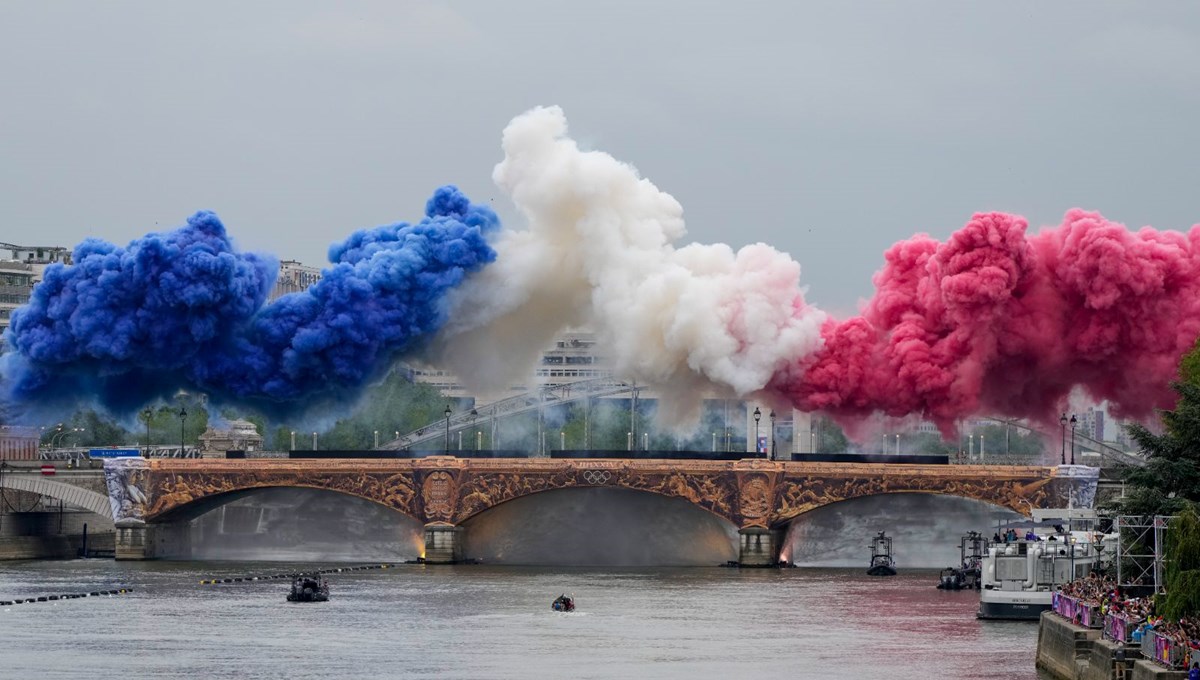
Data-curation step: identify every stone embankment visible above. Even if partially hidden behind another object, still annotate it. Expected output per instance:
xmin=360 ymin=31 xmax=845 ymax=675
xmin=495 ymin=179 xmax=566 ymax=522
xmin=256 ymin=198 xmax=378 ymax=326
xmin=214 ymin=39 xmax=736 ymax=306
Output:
xmin=1036 ymin=612 xmax=1187 ymax=680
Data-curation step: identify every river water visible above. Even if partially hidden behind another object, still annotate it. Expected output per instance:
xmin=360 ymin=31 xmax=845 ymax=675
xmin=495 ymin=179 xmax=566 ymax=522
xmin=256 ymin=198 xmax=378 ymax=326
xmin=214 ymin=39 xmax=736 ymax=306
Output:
xmin=0 ymin=560 xmax=1053 ymax=680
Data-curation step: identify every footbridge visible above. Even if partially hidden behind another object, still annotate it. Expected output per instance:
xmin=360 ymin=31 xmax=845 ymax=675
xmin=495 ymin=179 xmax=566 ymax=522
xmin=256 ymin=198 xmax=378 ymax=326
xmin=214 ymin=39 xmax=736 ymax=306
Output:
xmin=103 ymin=457 xmax=1098 ymax=565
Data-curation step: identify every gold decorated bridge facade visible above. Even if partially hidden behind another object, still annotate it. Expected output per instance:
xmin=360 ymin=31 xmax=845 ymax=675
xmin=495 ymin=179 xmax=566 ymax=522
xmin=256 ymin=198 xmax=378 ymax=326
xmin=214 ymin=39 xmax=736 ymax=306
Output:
xmin=103 ymin=457 xmax=1096 ymax=565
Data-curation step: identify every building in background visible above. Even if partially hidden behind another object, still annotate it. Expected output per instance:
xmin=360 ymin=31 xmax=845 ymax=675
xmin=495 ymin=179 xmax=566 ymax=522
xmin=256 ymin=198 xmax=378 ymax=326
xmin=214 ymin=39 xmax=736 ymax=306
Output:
xmin=408 ymin=330 xmax=613 ymax=401
xmin=269 ymin=260 xmax=322 ymax=301
xmin=1076 ymin=407 xmax=1106 ymax=443
xmin=0 ymin=425 xmax=40 ymax=460
xmin=0 ymin=242 xmax=71 ymax=333
xmin=198 ymin=420 xmax=264 ymax=458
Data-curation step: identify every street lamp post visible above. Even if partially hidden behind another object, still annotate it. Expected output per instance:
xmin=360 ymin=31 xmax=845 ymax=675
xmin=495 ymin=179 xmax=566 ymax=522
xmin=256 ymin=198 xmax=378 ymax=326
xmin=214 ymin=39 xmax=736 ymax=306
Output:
xmin=1059 ymin=413 xmax=1068 ymax=465
xmin=312 ymin=432 xmax=317 ymax=451
xmin=290 ymin=431 xmax=296 ymax=451
xmin=470 ymin=409 xmax=478 ymax=451
xmin=178 ymin=407 xmax=187 ymax=458
xmin=753 ymin=407 xmax=761 ymax=458
xmin=1069 ymin=415 xmax=1077 ymax=465
xmin=444 ymin=405 xmax=451 ymax=455
xmin=769 ymin=410 xmax=776 ymax=461
xmin=141 ymin=408 xmax=153 ymax=457
xmin=895 ymin=434 xmax=900 ymax=455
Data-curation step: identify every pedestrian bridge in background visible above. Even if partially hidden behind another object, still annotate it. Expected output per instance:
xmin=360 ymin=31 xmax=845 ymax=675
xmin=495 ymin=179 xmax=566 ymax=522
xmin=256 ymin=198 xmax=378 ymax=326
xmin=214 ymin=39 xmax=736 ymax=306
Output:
xmin=102 ymin=456 xmax=1099 ymax=565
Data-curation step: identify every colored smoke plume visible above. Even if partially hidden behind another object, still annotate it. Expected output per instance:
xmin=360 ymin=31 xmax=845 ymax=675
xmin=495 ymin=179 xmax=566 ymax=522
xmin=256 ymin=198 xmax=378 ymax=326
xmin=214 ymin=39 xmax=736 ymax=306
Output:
xmin=434 ymin=106 xmax=826 ymax=423
xmin=437 ymin=106 xmax=1200 ymax=435
xmin=1 ymin=186 xmax=498 ymax=417
xmin=4 ymin=105 xmax=1199 ymax=438
xmin=773 ymin=210 xmax=1200 ymax=435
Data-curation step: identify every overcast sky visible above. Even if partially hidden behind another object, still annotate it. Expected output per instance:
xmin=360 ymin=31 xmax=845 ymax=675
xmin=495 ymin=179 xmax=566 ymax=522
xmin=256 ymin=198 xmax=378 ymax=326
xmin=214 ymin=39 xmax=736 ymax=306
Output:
xmin=2 ymin=1 xmax=1197 ymax=313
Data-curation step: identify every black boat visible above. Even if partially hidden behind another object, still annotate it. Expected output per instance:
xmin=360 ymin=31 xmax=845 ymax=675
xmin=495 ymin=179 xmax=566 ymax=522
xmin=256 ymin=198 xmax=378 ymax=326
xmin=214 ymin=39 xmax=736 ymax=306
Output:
xmin=937 ymin=531 xmax=988 ymax=590
xmin=866 ymin=531 xmax=897 ymax=576
xmin=551 ymin=594 xmax=575 ymax=612
xmin=287 ymin=575 xmax=330 ymax=603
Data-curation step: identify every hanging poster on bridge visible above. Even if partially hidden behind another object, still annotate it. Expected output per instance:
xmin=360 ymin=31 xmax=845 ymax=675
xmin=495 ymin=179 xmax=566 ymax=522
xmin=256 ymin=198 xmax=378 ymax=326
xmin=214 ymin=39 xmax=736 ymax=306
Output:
xmin=88 ymin=448 xmax=141 ymax=458
xmin=757 ymin=436 xmax=768 ymax=454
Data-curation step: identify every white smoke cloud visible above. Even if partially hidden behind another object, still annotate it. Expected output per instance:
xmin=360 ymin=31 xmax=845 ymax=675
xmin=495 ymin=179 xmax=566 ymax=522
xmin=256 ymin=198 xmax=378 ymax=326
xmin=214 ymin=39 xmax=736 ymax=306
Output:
xmin=436 ymin=106 xmax=826 ymax=424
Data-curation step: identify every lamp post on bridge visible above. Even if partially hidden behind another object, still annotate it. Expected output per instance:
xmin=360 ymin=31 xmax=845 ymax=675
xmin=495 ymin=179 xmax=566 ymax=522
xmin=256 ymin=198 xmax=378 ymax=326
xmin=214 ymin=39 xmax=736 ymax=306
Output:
xmin=470 ymin=409 xmax=478 ymax=451
xmin=1069 ymin=414 xmax=1077 ymax=465
xmin=178 ymin=407 xmax=187 ymax=458
xmin=374 ymin=430 xmax=379 ymax=449
xmin=895 ymin=434 xmax=900 ymax=455
xmin=769 ymin=410 xmax=776 ymax=461
xmin=312 ymin=432 xmax=317 ymax=451
xmin=444 ymin=405 xmax=451 ymax=455
xmin=141 ymin=408 xmax=153 ymax=457
xmin=753 ymin=407 xmax=761 ymax=458
xmin=1059 ymin=413 xmax=1068 ymax=465
xmin=290 ymin=431 xmax=296 ymax=451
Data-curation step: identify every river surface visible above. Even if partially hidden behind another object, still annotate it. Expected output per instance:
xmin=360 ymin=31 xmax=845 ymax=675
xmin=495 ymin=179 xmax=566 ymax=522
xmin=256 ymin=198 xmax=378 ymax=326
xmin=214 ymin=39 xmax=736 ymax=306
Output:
xmin=0 ymin=560 xmax=1054 ymax=680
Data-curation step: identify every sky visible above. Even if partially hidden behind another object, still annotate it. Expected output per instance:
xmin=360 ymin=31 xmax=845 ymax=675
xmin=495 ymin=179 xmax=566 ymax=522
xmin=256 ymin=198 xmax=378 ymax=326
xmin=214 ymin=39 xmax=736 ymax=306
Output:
xmin=1 ymin=1 xmax=1198 ymax=314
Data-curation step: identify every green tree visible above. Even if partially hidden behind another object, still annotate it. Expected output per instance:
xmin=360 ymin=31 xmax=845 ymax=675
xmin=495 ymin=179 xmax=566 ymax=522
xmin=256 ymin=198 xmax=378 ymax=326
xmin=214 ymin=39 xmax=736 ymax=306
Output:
xmin=816 ymin=416 xmax=848 ymax=454
xmin=1159 ymin=505 xmax=1200 ymax=620
xmin=1115 ymin=380 xmax=1200 ymax=516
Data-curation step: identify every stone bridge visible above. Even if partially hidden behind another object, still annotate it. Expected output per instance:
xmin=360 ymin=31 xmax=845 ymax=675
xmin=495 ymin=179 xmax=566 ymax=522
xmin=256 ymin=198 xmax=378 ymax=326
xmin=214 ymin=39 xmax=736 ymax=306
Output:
xmin=102 ymin=457 xmax=1099 ymax=565
xmin=0 ymin=469 xmax=112 ymax=519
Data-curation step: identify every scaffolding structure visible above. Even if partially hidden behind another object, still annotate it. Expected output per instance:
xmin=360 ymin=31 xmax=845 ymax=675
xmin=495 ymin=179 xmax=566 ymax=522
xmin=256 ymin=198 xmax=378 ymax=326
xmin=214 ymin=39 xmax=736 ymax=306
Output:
xmin=1114 ymin=515 xmax=1172 ymax=594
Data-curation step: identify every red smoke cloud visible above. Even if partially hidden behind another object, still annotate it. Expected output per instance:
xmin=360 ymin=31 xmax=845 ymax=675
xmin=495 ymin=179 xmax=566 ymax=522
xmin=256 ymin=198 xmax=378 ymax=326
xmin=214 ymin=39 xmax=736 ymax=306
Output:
xmin=769 ymin=209 xmax=1200 ymax=436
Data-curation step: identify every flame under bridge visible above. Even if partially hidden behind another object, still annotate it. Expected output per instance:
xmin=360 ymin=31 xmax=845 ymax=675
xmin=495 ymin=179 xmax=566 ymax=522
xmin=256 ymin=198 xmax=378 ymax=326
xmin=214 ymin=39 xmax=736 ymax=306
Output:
xmin=103 ymin=457 xmax=1099 ymax=566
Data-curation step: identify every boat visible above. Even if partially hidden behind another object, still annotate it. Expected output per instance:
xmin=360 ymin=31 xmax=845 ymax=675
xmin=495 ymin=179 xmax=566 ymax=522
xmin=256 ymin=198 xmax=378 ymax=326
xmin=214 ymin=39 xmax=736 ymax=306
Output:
xmin=976 ymin=509 xmax=1112 ymax=620
xmin=866 ymin=531 xmax=898 ymax=576
xmin=287 ymin=575 xmax=330 ymax=603
xmin=551 ymin=594 xmax=575 ymax=612
xmin=937 ymin=531 xmax=989 ymax=590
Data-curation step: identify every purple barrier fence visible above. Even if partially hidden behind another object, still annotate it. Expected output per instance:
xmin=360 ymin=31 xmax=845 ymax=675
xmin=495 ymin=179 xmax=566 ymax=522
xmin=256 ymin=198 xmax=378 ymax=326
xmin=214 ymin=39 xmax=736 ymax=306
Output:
xmin=1103 ymin=613 xmax=1141 ymax=643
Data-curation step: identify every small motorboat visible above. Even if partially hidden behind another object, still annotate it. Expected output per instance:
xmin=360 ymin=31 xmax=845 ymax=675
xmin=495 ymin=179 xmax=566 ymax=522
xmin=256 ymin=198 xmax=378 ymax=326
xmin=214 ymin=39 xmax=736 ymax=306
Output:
xmin=287 ymin=575 xmax=330 ymax=603
xmin=937 ymin=531 xmax=988 ymax=590
xmin=551 ymin=594 xmax=575 ymax=612
xmin=866 ymin=531 xmax=898 ymax=576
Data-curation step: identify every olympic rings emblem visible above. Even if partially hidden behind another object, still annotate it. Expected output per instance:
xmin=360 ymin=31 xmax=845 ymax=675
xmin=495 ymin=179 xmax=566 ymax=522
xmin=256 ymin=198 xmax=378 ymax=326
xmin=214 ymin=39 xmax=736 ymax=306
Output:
xmin=582 ymin=470 xmax=612 ymax=485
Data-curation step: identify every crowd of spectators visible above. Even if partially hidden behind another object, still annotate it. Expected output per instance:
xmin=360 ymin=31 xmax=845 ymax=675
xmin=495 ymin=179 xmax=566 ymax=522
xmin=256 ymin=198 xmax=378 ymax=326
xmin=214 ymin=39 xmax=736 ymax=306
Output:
xmin=1056 ymin=574 xmax=1199 ymax=663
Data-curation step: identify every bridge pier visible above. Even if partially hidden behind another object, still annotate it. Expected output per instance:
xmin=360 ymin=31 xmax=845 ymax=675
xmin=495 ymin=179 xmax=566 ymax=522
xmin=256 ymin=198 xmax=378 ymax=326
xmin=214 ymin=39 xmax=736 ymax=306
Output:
xmin=423 ymin=523 xmax=464 ymax=564
xmin=114 ymin=521 xmax=149 ymax=560
xmin=114 ymin=520 xmax=191 ymax=560
xmin=737 ymin=527 xmax=783 ymax=567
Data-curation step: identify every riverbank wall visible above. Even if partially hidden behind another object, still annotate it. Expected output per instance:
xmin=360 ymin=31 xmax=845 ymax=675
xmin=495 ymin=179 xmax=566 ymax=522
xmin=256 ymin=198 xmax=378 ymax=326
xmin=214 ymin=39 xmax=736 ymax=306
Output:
xmin=0 ymin=509 xmax=114 ymax=560
xmin=1036 ymin=612 xmax=1187 ymax=680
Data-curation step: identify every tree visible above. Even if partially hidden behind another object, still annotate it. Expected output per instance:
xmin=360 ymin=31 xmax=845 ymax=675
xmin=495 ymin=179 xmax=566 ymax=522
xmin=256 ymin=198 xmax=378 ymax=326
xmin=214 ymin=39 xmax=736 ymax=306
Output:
xmin=1159 ymin=505 xmax=1200 ymax=621
xmin=1115 ymin=380 xmax=1200 ymax=516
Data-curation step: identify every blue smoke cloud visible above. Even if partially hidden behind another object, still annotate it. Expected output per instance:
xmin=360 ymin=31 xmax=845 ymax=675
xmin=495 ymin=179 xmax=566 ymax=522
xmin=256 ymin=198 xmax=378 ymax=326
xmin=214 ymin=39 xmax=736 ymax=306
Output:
xmin=1 ymin=186 xmax=498 ymax=418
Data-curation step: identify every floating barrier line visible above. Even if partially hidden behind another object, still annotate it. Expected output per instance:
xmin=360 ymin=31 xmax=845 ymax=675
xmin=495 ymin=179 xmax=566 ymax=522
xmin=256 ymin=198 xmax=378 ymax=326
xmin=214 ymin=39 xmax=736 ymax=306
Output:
xmin=199 ymin=563 xmax=394 ymax=585
xmin=0 ymin=588 xmax=133 ymax=606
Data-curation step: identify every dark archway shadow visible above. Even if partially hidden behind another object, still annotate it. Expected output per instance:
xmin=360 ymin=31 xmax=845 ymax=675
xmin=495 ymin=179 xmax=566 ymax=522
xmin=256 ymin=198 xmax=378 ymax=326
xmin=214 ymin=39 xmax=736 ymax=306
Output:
xmin=461 ymin=487 xmax=739 ymax=567
xmin=780 ymin=493 xmax=1020 ymax=569
xmin=160 ymin=487 xmax=424 ymax=562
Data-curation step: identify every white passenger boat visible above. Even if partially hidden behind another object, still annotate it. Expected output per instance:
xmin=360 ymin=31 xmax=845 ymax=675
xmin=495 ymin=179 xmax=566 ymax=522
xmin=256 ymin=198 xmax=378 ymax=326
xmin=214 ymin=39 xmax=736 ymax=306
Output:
xmin=977 ymin=509 xmax=1113 ymax=620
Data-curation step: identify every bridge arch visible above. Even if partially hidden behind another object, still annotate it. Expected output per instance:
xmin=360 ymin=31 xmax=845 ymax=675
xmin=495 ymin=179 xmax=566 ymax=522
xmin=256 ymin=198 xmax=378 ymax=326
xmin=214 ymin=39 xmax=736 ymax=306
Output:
xmin=457 ymin=486 xmax=740 ymax=566
xmin=149 ymin=481 xmax=424 ymax=526
xmin=0 ymin=474 xmax=112 ymax=518
xmin=768 ymin=468 xmax=1054 ymax=528
xmin=454 ymin=481 xmax=741 ymax=529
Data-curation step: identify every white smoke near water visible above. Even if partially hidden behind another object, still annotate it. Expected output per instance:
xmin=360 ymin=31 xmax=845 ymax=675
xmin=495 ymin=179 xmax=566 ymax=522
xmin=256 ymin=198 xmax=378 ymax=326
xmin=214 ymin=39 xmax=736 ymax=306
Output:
xmin=434 ymin=106 xmax=826 ymax=425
